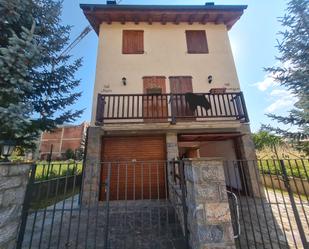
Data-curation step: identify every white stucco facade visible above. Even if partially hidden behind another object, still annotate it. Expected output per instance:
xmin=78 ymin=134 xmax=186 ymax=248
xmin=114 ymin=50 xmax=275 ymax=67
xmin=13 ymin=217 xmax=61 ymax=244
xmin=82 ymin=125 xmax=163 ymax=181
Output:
xmin=91 ymin=22 xmax=240 ymax=123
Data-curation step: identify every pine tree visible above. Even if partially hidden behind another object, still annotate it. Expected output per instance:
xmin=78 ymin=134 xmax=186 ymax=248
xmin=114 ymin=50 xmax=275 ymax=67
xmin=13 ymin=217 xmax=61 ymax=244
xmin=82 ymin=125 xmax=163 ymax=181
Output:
xmin=263 ymin=0 xmax=309 ymax=151
xmin=0 ymin=0 xmax=83 ymax=148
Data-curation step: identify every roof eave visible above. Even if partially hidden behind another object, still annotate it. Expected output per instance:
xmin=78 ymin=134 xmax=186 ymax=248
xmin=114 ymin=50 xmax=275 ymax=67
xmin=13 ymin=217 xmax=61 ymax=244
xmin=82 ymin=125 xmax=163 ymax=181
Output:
xmin=80 ymin=4 xmax=247 ymax=35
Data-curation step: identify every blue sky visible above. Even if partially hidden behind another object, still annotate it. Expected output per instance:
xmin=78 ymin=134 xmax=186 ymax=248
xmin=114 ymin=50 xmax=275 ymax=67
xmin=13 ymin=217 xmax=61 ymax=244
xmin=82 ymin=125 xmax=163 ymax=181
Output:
xmin=61 ymin=0 xmax=291 ymax=132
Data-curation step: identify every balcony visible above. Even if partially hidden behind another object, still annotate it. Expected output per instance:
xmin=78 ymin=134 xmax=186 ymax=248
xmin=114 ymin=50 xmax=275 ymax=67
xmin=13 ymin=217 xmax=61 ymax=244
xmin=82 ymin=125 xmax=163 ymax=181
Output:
xmin=95 ymin=92 xmax=249 ymax=125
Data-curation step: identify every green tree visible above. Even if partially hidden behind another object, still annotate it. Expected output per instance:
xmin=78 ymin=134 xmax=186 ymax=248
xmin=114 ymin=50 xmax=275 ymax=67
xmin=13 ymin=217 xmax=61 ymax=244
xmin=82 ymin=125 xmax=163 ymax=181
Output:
xmin=253 ymin=130 xmax=284 ymax=159
xmin=0 ymin=0 xmax=83 ymax=148
xmin=64 ymin=148 xmax=75 ymax=160
xmin=262 ymin=0 xmax=309 ymax=151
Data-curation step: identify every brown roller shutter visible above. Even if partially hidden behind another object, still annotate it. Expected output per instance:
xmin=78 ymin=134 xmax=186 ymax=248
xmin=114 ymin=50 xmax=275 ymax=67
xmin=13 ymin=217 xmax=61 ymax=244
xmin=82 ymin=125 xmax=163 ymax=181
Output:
xmin=122 ymin=30 xmax=144 ymax=54
xmin=100 ymin=136 xmax=167 ymax=201
xmin=185 ymin=30 xmax=209 ymax=54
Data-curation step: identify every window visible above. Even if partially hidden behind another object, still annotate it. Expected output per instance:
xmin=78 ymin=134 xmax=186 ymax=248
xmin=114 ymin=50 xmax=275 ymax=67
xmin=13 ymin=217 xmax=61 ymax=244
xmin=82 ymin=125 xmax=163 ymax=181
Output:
xmin=122 ymin=30 xmax=144 ymax=54
xmin=185 ymin=30 xmax=209 ymax=54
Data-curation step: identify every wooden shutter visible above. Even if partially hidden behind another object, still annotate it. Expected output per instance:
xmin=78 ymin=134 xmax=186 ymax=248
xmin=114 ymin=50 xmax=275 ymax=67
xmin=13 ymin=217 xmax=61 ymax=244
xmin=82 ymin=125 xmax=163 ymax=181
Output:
xmin=169 ymin=76 xmax=195 ymax=118
xmin=169 ymin=76 xmax=193 ymax=94
xmin=143 ymin=76 xmax=167 ymax=121
xmin=122 ymin=30 xmax=144 ymax=54
xmin=185 ymin=30 xmax=209 ymax=54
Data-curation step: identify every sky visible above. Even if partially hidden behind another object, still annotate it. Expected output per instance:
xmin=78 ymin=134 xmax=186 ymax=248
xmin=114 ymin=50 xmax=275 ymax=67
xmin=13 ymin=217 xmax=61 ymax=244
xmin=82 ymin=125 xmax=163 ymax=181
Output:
xmin=61 ymin=0 xmax=292 ymax=132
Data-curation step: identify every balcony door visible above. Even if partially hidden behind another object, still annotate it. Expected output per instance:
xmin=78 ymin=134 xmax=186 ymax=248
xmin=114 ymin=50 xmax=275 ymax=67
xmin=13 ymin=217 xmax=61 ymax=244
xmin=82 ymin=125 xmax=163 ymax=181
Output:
xmin=169 ymin=76 xmax=194 ymax=118
xmin=143 ymin=76 xmax=167 ymax=122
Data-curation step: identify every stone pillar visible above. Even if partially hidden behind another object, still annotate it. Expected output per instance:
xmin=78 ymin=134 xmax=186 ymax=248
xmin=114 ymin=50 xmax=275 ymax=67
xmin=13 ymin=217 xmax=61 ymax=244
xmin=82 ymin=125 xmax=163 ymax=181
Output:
xmin=166 ymin=132 xmax=178 ymax=160
xmin=0 ymin=163 xmax=31 ymax=249
xmin=238 ymin=124 xmax=262 ymax=197
xmin=166 ymin=132 xmax=180 ymax=215
xmin=238 ymin=124 xmax=257 ymax=161
xmin=81 ymin=126 xmax=103 ymax=205
xmin=184 ymin=158 xmax=235 ymax=249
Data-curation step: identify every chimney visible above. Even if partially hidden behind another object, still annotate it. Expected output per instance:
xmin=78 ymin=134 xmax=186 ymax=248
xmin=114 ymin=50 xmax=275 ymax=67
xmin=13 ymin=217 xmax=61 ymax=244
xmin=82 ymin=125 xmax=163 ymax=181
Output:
xmin=205 ymin=2 xmax=215 ymax=6
xmin=106 ymin=0 xmax=117 ymax=5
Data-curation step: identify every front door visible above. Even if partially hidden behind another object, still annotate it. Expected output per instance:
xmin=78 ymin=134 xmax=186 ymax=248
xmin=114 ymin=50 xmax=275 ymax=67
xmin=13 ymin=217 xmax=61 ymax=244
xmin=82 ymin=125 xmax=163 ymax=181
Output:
xmin=169 ymin=76 xmax=194 ymax=118
xmin=143 ymin=76 xmax=167 ymax=121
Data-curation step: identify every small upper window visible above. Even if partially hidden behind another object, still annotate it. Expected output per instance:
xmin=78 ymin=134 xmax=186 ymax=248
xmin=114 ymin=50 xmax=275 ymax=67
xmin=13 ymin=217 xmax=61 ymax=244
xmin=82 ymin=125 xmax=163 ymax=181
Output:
xmin=185 ymin=30 xmax=209 ymax=54
xmin=122 ymin=30 xmax=144 ymax=54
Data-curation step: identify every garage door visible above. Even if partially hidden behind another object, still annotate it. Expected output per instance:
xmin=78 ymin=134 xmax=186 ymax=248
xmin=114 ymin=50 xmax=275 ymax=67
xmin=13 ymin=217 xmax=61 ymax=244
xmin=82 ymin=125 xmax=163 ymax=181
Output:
xmin=100 ymin=136 xmax=167 ymax=201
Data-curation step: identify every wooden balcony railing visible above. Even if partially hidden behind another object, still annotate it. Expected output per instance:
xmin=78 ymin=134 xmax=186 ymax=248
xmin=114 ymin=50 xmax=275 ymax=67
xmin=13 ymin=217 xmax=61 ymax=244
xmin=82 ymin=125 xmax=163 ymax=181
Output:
xmin=95 ymin=92 xmax=249 ymax=125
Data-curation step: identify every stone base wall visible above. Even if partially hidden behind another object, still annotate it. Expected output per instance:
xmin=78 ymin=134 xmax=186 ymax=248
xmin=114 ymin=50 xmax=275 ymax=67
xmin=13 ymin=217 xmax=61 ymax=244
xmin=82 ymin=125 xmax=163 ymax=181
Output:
xmin=81 ymin=126 xmax=103 ymax=205
xmin=184 ymin=158 xmax=235 ymax=249
xmin=0 ymin=163 xmax=31 ymax=249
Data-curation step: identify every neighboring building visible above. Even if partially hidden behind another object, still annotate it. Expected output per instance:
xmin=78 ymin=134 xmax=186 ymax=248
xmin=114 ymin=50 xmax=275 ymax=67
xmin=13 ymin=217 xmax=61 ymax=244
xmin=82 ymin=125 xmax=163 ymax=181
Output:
xmin=38 ymin=122 xmax=88 ymax=160
xmin=80 ymin=1 xmax=257 ymax=198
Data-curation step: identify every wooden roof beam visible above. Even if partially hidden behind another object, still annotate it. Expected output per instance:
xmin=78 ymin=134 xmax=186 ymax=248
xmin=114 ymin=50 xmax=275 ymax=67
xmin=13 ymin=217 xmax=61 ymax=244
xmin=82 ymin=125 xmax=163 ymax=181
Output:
xmin=147 ymin=15 xmax=153 ymax=25
xmin=120 ymin=16 xmax=126 ymax=25
xmin=215 ymin=14 xmax=224 ymax=24
xmin=188 ymin=14 xmax=195 ymax=25
xmin=133 ymin=16 xmax=139 ymax=25
xmin=174 ymin=14 xmax=181 ymax=25
xmin=200 ymin=14 xmax=209 ymax=24
xmin=106 ymin=14 xmax=112 ymax=24
xmin=161 ymin=14 xmax=167 ymax=25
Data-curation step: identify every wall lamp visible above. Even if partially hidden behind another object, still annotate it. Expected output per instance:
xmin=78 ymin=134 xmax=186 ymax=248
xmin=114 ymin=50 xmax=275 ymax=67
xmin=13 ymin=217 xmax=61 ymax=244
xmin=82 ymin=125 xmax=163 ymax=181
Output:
xmin=0 ymin=140 xmax=16 ymax=162
xmin=208 ymin=75 xmax=213 ymax=84
xmin=122 ymin=77 xmax=127 ymax=86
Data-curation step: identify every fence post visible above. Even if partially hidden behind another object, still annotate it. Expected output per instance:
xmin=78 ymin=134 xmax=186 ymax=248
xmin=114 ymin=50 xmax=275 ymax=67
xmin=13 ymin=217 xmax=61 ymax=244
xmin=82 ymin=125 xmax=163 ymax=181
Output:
xmin=279 ymin=160 xmax=308 ymax=248
xmin=179 ymin=160 xmax=190 ymax=249
xmin=170 ymin=93 xmax=176 ymax=124
xmin=16 ymin=164 xmax=36 ymax=249
xmin=104 ymin=163 xmax=111 ymax=249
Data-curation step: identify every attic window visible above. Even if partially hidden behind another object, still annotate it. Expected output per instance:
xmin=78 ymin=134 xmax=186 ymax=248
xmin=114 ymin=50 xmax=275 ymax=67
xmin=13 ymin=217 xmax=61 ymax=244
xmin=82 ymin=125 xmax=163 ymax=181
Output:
xmin=185 ymin=30 xmax=209 ymax=54
xmin=122 ymin=30 xmax=144 ymax=54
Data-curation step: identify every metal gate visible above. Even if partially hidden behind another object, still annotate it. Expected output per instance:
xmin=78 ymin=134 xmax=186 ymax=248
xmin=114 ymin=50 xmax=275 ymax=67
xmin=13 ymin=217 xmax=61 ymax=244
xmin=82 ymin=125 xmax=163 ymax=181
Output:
xmin=225 ymin=159 xmax=309 ymax=249
xmin=17 ymin=159 xmax=309 ymax=249
xmin=16 ymin=161 xmax=189 ymax=249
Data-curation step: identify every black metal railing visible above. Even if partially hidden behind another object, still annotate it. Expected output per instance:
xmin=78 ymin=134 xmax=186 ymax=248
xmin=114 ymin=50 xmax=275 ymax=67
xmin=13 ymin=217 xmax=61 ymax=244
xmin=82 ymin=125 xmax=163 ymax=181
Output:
xmin=95 ymin=92 xmax=249 ymax=125
xmin=16 ymin=159 xmax=309 ymax=249
xmin=224 ymin=159 xmax=309 ymax=249
xmin=17 ymin=161 xmax=188 ymax=249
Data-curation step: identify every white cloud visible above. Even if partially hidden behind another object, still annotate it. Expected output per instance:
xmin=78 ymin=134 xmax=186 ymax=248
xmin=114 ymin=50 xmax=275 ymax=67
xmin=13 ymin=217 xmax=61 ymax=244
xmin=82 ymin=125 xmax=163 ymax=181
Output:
xmin=253 ymin=73 xmax=279 ymax=91
xmin=253 ymin=61 xmax=294 ymax=92
xmin=265 ymin=89 xmax=297 ymax=112
xmin=270 ymin=89 xmax=290 ymax=96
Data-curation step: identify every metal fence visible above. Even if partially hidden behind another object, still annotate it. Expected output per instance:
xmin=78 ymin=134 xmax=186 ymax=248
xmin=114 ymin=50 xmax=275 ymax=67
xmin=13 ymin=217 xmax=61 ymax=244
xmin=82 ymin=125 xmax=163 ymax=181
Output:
xmin=224 ymin=159 xmax=309 ymax=249
xmin=16 ymin=159 xmax=309 ymax=249
xmin=17 ymin=161 xmax=188 ymax=249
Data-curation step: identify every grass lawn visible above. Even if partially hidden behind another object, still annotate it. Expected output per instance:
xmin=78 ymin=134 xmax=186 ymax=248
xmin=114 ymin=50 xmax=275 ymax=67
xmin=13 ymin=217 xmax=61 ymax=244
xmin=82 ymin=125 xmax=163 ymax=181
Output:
xmin=34 ymin=161 xmax=83 ymax=181
xmin=258 ymin=159 xmax=309 ymax=179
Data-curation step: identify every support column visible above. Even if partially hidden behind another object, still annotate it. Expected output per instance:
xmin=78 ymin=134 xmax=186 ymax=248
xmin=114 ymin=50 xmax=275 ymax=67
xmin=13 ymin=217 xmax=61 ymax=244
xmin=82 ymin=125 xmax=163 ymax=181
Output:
xmin=238 ymin=124 xmax=257 ymax=161
xmin=184 ymin=158 xmax=235 ymax=249
xmin=237 ymin=124 xmax=262 ymax=197
xmin=81 ymin=126 xmax=103 ymax=205
xmin=166 ymin=132 xmax=180 ymax=216
xmin=166 ymin=132 xmax=179 ymax=161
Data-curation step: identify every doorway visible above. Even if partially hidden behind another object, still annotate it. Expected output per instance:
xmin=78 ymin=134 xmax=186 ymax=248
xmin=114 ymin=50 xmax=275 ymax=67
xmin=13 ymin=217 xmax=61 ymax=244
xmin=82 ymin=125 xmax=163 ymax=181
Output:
xmin=169 ymin=76 xmax=194 ymax=119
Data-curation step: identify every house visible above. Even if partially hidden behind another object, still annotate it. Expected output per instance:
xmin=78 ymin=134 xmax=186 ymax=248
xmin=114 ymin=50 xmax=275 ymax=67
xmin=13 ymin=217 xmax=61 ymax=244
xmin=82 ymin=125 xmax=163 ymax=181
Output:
xmin=80 ymin=1 xmax=258 ymax=203
xmin=38 ymin=122 xmax=88 ymax=160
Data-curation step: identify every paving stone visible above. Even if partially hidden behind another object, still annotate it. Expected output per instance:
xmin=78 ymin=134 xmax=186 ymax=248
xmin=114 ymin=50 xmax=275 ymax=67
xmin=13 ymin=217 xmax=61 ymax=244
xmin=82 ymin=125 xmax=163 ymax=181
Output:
xmin=21 ymin=198 xmax=187 ymax=249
